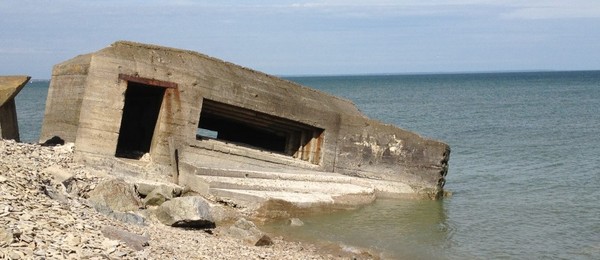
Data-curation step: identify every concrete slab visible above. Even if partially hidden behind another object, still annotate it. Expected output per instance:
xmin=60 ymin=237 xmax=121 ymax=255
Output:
xmin=210 ymin=189 xmax=337 ymax=206
xmin=0 ymin=76 xmax=30 ymax=106
xmin=199 ymin=175 xmax=374 ymax=195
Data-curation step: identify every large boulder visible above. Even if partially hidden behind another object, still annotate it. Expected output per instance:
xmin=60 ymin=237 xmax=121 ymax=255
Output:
xmin=87 ymin=179 xmax=143 ymax=212
xmin=154 ymin=196 xmax=215 ymax=228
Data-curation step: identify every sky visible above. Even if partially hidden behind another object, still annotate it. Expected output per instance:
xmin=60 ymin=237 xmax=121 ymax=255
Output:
xmin=1 ymin=0 xmax=600 ymax=79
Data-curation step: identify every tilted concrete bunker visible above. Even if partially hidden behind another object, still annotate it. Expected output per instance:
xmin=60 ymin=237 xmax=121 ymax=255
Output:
xmin=40 ymin=41 xmax=450 ymax=204
xmin=1 ymin=76 xmax=31 ymax=142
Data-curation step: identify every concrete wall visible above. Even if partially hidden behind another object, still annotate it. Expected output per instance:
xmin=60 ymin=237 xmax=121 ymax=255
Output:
xmin=39 ymin=55 xmax=91 ymax=143
xmin=0 ymin=99 xmax=19 ymax=140
xmin=334 ymin=114 xmax=450 ymax=191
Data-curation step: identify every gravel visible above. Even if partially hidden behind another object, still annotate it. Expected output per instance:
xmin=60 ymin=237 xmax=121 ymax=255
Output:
xmin=0 ymin=139 xmax=366 ymax=259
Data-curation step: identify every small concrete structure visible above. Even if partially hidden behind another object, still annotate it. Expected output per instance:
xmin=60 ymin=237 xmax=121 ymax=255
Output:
xmin=0 ymin=76 xmax=30 ymax=141
xmin=40 ymin=41 xmax=450 ymax=211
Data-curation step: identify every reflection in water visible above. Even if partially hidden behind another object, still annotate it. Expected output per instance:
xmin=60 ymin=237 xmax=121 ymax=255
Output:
xmin=262 ymin=199 xmax=454 ymax=259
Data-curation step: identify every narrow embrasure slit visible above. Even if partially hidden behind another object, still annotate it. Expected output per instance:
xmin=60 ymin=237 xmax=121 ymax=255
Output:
xmin=197 ymin=99 xmax=324 ymax=164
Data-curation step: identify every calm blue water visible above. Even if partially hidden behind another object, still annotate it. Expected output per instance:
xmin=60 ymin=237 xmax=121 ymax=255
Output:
xmin=15 ymin=72 xmax=600 ymax=259
xmin=14 ymin=80 xmax=48 ymax=143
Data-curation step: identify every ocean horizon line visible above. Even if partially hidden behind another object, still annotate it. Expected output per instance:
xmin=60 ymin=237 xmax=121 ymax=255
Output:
xmin=280 ymin=69 xmax=600 ymax=78
xmin=26 ymin=69 xmax=600 ymax=81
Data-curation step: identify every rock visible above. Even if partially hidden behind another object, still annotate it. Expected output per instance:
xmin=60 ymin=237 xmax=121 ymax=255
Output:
xmin=33 ymin=249 xmax=46 ymax=257
xmin=255 ymin=235 xmax=274 ymax=246
xmin=87 ymin=179 xmax=143 ymax=212
xmin=135 ymin=182 xmax=183 ymax=197
xmin=135 ymin=183 xmax=158 ymax=197
xmin=143 ymin=185 xmax=182 ymax=206
xmin=8 ymin=250 xmax=23 ymax=259
xmin=62 ymin=176 xmax=91 ymax=197
xmin=43 ymin=164 xmax=74 ymax=183
xmin=0 ymin=227 xmax=13 ymax=245
xmin=101 ymin=225 xmax=149 ymax=251
xmin=155 ymin=196 xmax=215 ymax=228
xmin=140 ymin=153 xmax=151 ymax=162
xmin=143 ymin=187 xmax=171 ymax=206
xmin=208 ymin=203 xmax=241 ymax=225
xmin=53 ymin=142 xmax=75 ymax=154
xmin=10 ymin=227 xmax=21 ymax=240
xmin=40 ymin=136 xmax=65 ymax=146
xmin=64 ymin=233 xmax=81 ymax=247
xmin=110 ymin=211 xmax=146 ymax=226
xmin=40 ymin=183 xmax=68 ymax=203
xmin=224 ymin=218 xmax=272 ymax=246
xmin=102 ymin=237 xmax=120 ymax=253
xmin=288 ymin=218 xmax=304 ymax=227
xmin=90 ymin=203 xmax=146 ymax=226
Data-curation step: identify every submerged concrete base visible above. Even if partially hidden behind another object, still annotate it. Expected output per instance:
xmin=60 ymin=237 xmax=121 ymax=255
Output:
xmin=173 ymin=147 xmax=433 ymax=220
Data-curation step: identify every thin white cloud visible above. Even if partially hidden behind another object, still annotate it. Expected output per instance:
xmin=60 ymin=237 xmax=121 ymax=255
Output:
xmin=5 ymin=0 xmax=598 ymax=20
xmin=288 ymin=0 xmax=600 ymax=19
xmin=501 ymin=1 xmax=600 ymax=19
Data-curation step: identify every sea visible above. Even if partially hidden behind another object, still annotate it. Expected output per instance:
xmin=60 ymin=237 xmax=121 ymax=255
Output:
xmin=15 ymin=71 xmax=600 ymax=259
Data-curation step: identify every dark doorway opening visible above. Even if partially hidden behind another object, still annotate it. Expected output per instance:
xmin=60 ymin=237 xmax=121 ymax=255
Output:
xmin=116 ymin=82 xmax=165 ymax=159
xmin=197 ymin=99 xmax=324 ymax=164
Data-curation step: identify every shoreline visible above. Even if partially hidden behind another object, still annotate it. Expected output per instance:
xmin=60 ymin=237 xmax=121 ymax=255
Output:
xmin=0 ymin=139 xmax=381 ymax=259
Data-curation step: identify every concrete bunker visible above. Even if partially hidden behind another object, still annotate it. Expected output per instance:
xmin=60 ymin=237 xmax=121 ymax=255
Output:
xmin=40 ymin=41 xmax=450 ymax=201
xmin=0 ymin=76 xmax=31 ymax=142
xmin=197 ymin=99 xmax=324 ymax=164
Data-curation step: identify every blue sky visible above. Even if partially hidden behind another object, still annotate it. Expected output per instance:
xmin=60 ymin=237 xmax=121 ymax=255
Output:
xmin=1 ymin=0 xmax=600 ymax=79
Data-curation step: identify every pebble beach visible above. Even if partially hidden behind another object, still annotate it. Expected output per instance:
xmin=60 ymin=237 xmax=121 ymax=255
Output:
xmin=0 ymin=140 xmax=375 ymax=259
